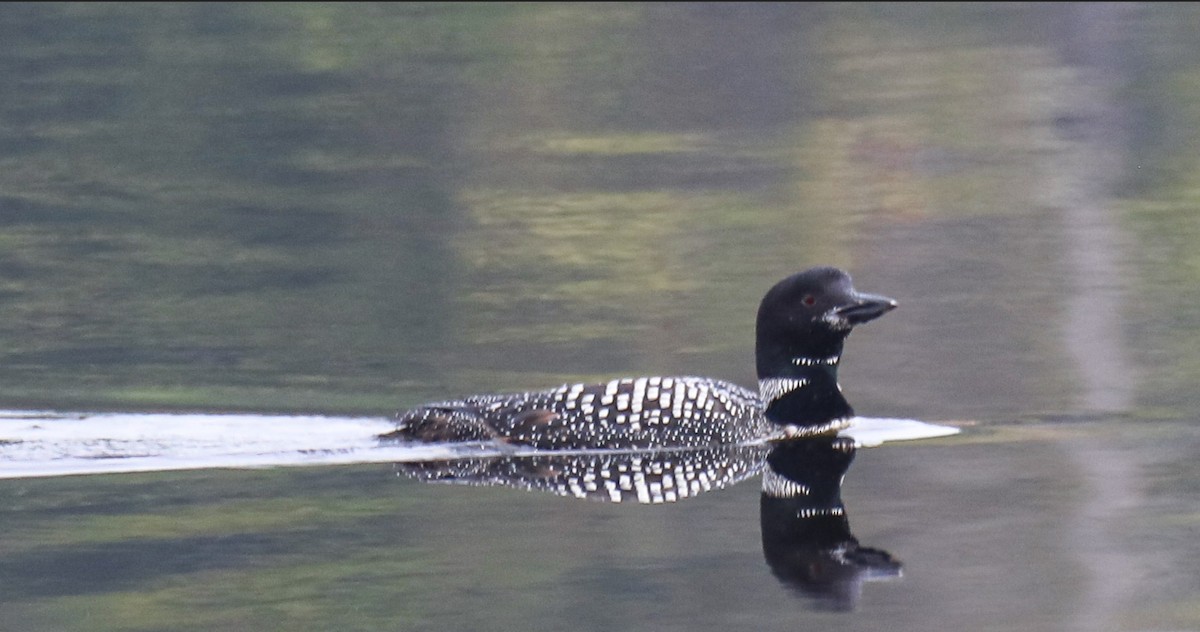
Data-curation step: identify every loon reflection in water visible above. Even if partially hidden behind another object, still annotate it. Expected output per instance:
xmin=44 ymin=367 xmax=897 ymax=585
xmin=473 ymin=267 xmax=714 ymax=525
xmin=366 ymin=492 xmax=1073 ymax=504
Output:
xmin=761 ymin=437 xmax=901 ymax=610
xmin=396 ymin=436 xmax=897 ymax=610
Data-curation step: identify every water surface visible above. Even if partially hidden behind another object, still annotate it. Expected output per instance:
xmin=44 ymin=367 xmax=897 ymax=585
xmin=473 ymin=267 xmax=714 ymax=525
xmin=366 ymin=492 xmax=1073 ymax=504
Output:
xmin=1 ymin=4 xmax=1199 ymax=631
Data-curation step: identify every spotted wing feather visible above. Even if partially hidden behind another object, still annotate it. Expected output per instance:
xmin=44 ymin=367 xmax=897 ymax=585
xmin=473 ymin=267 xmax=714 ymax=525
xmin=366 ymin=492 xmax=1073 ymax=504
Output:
xmin=386 ymin=376 xmax=769 ymax=449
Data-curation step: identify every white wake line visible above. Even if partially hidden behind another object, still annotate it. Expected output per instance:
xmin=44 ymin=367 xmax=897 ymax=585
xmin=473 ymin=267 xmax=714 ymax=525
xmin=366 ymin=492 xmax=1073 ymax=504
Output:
xmin=0 ymin=410 xmax=959 ymax=480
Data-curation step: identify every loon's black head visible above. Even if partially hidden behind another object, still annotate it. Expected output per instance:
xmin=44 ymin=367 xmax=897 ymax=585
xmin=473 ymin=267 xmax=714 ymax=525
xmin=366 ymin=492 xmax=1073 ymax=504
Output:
xmin=755 ymin=267 xmax=896 ymax=431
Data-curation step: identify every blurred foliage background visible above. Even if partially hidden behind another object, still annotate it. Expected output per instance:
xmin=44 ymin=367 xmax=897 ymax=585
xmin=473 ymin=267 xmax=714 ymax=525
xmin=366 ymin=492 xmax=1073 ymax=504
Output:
xmin=0 ymin=3 xmax=1197 ymax=417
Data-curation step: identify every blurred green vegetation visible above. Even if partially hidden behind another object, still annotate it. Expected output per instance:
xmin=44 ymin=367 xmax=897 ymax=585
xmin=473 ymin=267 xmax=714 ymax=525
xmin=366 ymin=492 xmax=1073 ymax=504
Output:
xmin=0 ymin=2 xmax=1196 ymax=420
xmin=1118 ymin=5 xmax=1200 ymax=417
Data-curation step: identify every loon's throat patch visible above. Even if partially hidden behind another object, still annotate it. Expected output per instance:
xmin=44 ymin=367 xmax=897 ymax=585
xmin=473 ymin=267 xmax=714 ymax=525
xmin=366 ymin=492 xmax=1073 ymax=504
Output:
xmin=758 ymin=377 xmax=810 ymax=404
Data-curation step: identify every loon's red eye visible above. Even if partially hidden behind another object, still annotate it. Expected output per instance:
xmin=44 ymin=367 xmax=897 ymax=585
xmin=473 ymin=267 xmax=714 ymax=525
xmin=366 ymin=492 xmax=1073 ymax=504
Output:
xmin=802 ymin=294 xmax=816 ymax=306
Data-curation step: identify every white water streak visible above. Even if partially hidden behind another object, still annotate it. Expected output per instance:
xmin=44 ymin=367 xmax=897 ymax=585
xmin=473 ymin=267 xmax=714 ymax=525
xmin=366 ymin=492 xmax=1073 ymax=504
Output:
xmin=843 ymin=416 xmax=960 ymax=448
xmin=0 ymin=410 xmax=449 ymax=479
xmin=0 ymin=410 xmax=958 ymax=480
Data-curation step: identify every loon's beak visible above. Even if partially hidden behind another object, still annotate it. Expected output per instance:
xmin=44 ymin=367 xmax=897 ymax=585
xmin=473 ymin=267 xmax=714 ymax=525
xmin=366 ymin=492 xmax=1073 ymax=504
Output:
xmin=835 ymin=292 xmax=898 ymax=325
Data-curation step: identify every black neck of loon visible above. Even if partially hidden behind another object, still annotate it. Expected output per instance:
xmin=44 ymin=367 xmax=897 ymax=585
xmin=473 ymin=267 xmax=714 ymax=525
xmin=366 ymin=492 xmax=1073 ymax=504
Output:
xmin=750 ymin=266 xmax=895 ymax=430
xmin=757 ymin=339 xmax=854 ymax=426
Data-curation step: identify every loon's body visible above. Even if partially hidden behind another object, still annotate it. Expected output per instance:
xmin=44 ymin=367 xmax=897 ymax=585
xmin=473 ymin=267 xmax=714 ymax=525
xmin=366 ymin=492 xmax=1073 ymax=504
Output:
xmin=381 ymin=267 xmax=896 ymax=449
xmin=383 ymin=376 xmax=765 ymax=449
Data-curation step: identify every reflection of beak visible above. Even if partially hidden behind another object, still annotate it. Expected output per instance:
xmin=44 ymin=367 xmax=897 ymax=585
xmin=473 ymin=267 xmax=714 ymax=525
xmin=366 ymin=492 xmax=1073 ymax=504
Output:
xmin=834 ymin=292 xmax=898 ymax=325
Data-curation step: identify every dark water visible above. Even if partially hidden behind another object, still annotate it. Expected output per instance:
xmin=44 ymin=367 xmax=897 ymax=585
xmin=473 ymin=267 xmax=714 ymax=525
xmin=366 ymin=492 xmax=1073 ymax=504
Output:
xmin=2 ymin=4 xmax=1199 ymax=630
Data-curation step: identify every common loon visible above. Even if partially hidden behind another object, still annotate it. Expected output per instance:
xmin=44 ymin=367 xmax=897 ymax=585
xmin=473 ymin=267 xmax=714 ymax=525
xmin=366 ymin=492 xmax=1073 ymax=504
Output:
xmin=379 ymin=267 xmax=896 ymax=449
